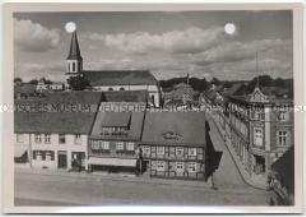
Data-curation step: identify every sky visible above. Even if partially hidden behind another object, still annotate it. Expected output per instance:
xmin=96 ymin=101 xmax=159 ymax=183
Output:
xmin=13 ymin=11 xmax=293 ymax=82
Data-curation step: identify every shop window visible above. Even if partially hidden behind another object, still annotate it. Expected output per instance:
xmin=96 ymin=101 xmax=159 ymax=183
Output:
xmin=59 ymin=134 xmax=66 ymax=144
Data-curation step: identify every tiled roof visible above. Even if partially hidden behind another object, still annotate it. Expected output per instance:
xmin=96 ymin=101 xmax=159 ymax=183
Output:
xmin=91 ymin=111 xmax=145 ymax=141
xmin=15 ymin=111 xmax=97 ymax=134
xmin=14 ymin=83 xmax=37 ymax=94
xmin=101 ymin=112 xmax=131 ymax=127
xmin=103 ymin=90 xmax=148 ymax=102
xmin=142 ymin=112 xmax=207 ymax=146
xmin=83 ymin=70 xmax=156 ymax=86
xmin=14 ymin=91 xmax=103 ymax=134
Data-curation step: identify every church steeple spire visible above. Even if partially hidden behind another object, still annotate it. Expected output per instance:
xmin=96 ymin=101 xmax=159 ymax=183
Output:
xmin=67 ymin=31 xmax=82 ymax=60
xmin=66 ymin=31 xmax=83 ymax=73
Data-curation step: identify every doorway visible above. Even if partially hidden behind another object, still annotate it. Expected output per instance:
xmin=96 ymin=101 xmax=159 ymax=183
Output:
xmin=58 ymin=151 xmax=67 ymax=169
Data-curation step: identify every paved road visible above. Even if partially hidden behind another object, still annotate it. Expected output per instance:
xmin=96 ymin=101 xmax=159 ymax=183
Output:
xmin=15 ymin=171 xmax=268 ymax=206
xmin=207 ymin=116 xmax=248 ymax=188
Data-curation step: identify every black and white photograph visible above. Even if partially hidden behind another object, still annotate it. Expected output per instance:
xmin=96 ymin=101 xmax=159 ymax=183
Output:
xmin=2 ymin=3 xmax=304 ymax=214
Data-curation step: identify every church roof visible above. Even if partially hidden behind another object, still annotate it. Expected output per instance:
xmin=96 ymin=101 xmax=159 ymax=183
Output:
xmin=67 ymin=31 xmax=82 ymax=60
xmin=83 ymin=70 xmax=157 ymax=86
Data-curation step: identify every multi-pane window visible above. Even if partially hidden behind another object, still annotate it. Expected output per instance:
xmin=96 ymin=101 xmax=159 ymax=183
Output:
xmin=176 ymin=147 xmax=184 ymax=157
xmin=126 ymin=142 xmax=135 ymax=151
xmin=176 ymin=162 xmax=184 ymax=171
xmin=34 ymin=134 xmax=42 ymax=143
xmin=116 ymin=142 xmax=124 ymax=150
xmin=278 ymin=131 xmax=289 ymax=146
xmin=157 ymin=146 xmax=164 ymax=155
xmin=254 ymin=128 xmax=263 ymax=147
xmin=143 ymin=146 xmax=150 ymax=156
xmin=101 ymin=141 xmax=110 ymax=150
xmin=188 ymin=148 xmax=197 ymax=156
xmin=156 ymin=161 xmax=165 ymax=171
xmin=91 ymin=140 xmax=100 ymax=150
xmin=59 ymin=134 xmax=66 ymax=144
xmin=75 ymin=134 xmax=82 ymax=144
xmin=16 ymin=134 xmax=24 ymax=143
xmin=278 ymin=111 xmax=289 ymax=121
xmin=188 ymin=162 xmax=197 ymax=172
xmin=44 ymin=134 xmax=51 ymax=144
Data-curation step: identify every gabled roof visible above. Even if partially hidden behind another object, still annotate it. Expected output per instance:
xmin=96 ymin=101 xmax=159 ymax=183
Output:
xmin=14 ymin=91 xmax=103 ymax=134
xmin=83 ymin=70 xmax=157 ymax=86
xmin=142 ymin=112 xmax=206 ymax=146
xmin=91 ymin=111 xmax=145 ymax=141
xmin=15 ymin=111 xmax=97 ymax=134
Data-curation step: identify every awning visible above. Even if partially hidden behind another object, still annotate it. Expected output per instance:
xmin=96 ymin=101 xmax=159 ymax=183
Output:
xmin=14 ymin=147 xmax=27 ymax=158
xmin=88 ymin=157 xmax=137 ymax=167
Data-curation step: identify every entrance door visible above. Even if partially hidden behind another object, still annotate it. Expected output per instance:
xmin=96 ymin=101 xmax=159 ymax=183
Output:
xmin=58 ymin=151 xmax=67 ymax=169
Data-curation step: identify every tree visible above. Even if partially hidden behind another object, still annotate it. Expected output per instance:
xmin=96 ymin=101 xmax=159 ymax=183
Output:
xmin=28 ymin=79 xmax=38 ymax=85
xmin=211 ymin=77 xmax=221 ymax=86
xmin=14 ymin=77 xmax=23 ymax=86
xmin=67 ymin=74 xmax=90 ymax=90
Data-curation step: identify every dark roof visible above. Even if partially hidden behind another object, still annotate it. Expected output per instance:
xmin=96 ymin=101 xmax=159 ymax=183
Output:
xmin=14 ymin=83 xmax=37 ymax=94
xmin=101 ymin=112 xmax=131 ymax=127
xmin=91 ymin=111 xmax=145 ymax=141
xmin=103 ymin=91 xmax=148 ymax=102
xmin=67 ymin=31 xmax=82 ymax=60
xmin=15 ymin=91 xmax=103 ymax=104
xmin=83 ymin=70 xmax=156 ymax=86
xmin=15 ymin=111 xmax=97 ymax=134
xmin=142 ymin=112 xmax=207 ymax=146
xmin=271 ymin=147 xmax=294 ymax=194
xmin=14 ymin=91 xmax=103 ymax=134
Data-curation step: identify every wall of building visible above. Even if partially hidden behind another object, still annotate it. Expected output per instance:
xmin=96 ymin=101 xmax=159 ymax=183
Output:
xmin=14 ymin=133 xmax=88 ymax=170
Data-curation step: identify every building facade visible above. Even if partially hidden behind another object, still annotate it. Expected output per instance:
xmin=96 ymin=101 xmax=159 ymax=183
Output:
xmin=222 ymin=86 xmax=293 ymax=179
xmin=14 ymin=92 xmax=103 ymax=171
xmin=140 ymin=112 xmax=208 ymax=180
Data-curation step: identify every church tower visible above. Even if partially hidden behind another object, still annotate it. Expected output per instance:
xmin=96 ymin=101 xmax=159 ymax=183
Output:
xmin=66 ymin=31 xmax=83 ymax=74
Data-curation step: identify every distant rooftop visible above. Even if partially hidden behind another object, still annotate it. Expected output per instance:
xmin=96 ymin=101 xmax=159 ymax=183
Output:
xmin=102 ymin=90 xmax=148 ymax=103
xmin=83 ymin=70 xmax=156 ymax=86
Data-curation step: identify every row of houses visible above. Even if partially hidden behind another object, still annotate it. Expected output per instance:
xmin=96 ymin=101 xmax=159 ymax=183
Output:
xmin=203 ymin=82 xmax=294 ymax=192
xmin=14 ymin=91 xmax=216 ymax=181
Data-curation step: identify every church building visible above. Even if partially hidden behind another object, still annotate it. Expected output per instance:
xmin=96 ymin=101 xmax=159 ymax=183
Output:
xmin=65 ymin=31 xmax=161 ymax=107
